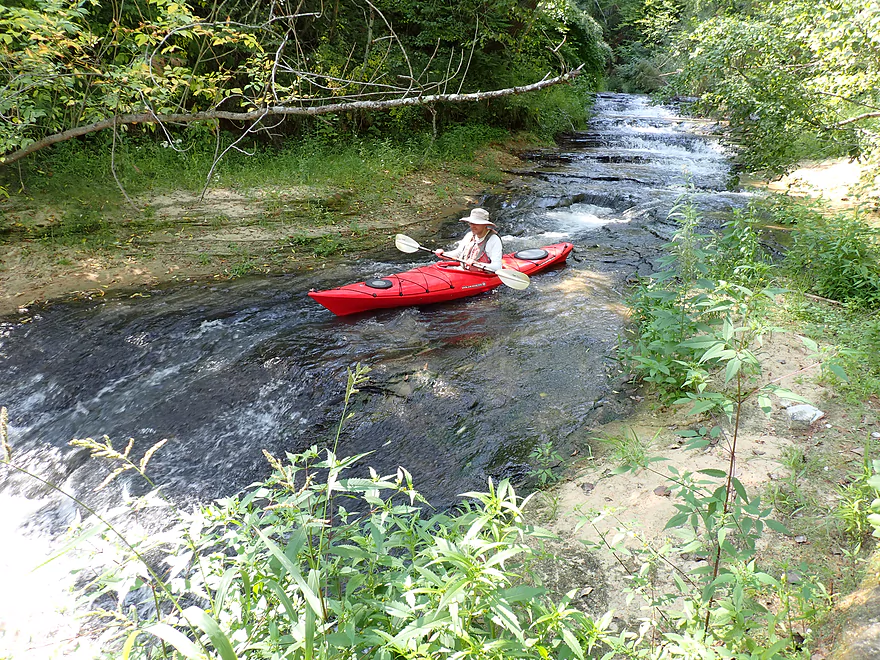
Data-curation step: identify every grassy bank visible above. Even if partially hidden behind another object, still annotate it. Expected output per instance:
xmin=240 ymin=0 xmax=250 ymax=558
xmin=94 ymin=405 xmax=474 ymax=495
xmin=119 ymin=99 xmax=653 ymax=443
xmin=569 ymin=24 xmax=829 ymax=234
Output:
xmin=0 ymin=125 xmax=549 ymax=315
xmin=528 ymin=190 xmax=880 ymax=657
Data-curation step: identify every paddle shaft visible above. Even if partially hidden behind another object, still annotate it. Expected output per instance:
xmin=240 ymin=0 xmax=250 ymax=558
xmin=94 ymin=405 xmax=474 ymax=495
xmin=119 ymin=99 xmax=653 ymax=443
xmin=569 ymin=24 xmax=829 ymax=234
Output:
xmin=394 ymin=233 xmax=529 ymax=289
xmin=418 ymin=244 xmax=496 ymax=275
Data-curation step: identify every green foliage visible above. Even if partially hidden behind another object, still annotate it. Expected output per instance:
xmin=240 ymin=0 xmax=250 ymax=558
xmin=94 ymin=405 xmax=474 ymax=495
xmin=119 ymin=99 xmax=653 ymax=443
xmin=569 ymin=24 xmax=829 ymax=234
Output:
xmin=226 ymin=259 xmax=258 ymax=277
xmin=288 ymin=234 xmax=344 ymax=258
xmin=662 ymin=0 xmax=880 ymax=175
xmin=580 ymin=448 xmax=833 ymax=657
xmin=529 ymin=440 xmax=564 ymax=487
xmin=35 ymin=204 xmax=116 ymax=249
xmin=784 ymin=211 xmax=880 ymax=309
xmin=586 ymin=0 xmax=693 ymax=92
xmin=431 ymin=125 xmax=509 ymax=161
xmin=56 ymin=365 xmax=610 ymax=659
xmin=764 ymin=445 xmax=823 ymax=519
xmin=832 ymin=439 xmax=880 ymax=545
xmin=787 ymin=300 xmax=880 ymax=401
xmin=596 ymin=428 xmax=655 ymax=469
xmin=590 ymin=0 xmax=880 ymax=175
xmin=0 ymin=366 xmax=606 ymax=659
xmin=104 ymin=457 xmax=606 ymax=659
xmin=708 ymin=210 xmax=772 ymax=287
xmin=865 ymin=460 xmax=880 ymax=539
xmin=745 ymin=193 xmax=826 ymax=228
xmin=0 ymin=0 xmax=608 ymax=163
xmin=4 ymin=123 xmax=527 ymax=238
xmin=622 ymin=191 xmax=783 ymax=404
xmin=605 ymin=196 xmax=844 ymax=654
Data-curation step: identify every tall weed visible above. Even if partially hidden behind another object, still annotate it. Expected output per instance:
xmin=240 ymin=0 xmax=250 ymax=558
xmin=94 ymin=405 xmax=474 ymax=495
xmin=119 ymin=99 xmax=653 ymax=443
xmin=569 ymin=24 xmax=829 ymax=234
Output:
xmin=622 ymin=192 xmax=778 ymax=401
xmin=708 ymin=209 xmax=773 ymax=287
xmin=2 ymin=370 xmax=611 ymax=660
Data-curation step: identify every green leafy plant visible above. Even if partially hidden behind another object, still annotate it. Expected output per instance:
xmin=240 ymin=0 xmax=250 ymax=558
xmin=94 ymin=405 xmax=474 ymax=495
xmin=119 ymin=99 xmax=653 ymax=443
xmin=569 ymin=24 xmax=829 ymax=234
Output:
xmin=622 ymin=189 xmax=785 ymax=404
xmin=3 ymin=367 xmax=618 ymax=659
xmin=529 ymin=440 xmax=564 ymax=487
xmin=785 ymin=211 xmax=880 ymax=309
xmin=226 ymin=259 xmax=257 ymax=277
xmin=835 ymin=439 xmax=879 ymax=543
xmin=288 ymin=234 xmax=343 ymax=258
xmin=605 ymin=185 xmax=845 ymax=656
xmin=657 ymin=0 xmax=878 ymax=176
xmin=578 ymin=454 xmax=832 ymax=657
xmin=708 ymin=209 xmax=773 ymax=287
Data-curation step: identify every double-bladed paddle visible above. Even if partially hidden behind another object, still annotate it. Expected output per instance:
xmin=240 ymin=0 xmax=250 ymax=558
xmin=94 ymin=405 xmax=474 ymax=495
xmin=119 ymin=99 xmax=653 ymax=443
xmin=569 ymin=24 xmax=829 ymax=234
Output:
xmin=394 ymin=233 xmax=530 ymax=290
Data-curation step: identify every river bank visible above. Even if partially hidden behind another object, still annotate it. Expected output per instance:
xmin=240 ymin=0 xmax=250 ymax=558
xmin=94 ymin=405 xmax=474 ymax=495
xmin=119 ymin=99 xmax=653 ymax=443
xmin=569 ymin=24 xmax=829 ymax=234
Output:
xmin=0 ymin=138 xmax=538 ymax=317
xmin=527 ymin=158 xmax=880 ymax=658
xmin=533 ymin=347 xmax=880 ymax=657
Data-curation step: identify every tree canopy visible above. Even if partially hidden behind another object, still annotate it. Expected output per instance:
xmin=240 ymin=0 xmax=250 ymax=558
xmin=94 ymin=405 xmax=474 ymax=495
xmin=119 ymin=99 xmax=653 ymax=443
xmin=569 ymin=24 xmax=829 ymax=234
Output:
xmin=0 ymin=0 xmax=609 ymax=164
xmin=588 ymin=0 xmax=880 ymax=180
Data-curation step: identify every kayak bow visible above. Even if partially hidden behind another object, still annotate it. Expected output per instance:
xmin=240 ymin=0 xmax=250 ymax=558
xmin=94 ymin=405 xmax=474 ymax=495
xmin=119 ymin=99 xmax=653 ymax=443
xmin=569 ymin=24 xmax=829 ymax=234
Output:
xmin=308 ymin=242 xmax=573 ymax=316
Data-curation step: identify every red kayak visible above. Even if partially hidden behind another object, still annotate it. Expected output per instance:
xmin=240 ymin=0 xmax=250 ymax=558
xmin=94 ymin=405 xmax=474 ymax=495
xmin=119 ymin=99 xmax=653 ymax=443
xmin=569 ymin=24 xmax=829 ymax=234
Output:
xmin=308 ymin=242 xmax=573 ymax=316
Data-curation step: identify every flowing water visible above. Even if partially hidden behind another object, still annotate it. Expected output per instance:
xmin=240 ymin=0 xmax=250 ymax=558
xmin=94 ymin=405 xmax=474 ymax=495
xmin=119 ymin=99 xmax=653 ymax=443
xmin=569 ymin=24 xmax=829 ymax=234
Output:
xmin=0 ymin=93 xmax=752 ymax=655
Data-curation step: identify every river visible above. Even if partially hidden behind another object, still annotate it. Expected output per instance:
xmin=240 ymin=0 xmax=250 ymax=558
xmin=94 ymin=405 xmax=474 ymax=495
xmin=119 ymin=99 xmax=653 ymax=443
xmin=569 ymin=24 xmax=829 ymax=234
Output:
xmin=0 ymin=93 xmax=750 ymax=656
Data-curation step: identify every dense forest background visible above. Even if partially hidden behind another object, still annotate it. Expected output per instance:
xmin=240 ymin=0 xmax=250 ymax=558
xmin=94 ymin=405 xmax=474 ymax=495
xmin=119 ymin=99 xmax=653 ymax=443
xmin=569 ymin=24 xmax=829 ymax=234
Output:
xmin=2 ymin=0 xmax=879 ymax=185
xmin=0 ymin=0 xmax=609 ymax=166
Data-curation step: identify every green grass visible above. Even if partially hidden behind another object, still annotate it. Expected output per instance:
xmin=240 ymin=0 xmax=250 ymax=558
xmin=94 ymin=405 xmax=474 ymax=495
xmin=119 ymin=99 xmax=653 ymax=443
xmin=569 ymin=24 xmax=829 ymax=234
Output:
xmin=35 ymin=204 xmax=117 ymax=250
xmin=786 ymin=299 xmax=880 ymax=402
xmin=596 ymin=428 xmax=655 ymax=469
xmin=288 ymin=233 xmax=344 ymax=257
xmin=227 ymin=259 xmax=257 ymax=277
xmin=1 ymin=123 xmax=532 ymax=232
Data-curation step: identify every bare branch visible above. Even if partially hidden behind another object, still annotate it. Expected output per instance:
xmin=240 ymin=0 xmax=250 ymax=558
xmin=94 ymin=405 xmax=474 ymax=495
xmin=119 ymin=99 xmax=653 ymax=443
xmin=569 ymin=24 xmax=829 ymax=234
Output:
xmin=836 ymin=111 xmax=880 ymax=127
xmin=199 ymin=109 xmax=269 ymax=202
xmin=2 ymin=66 xmax=584 ymax=166
xmin=110 ymin=116 xmax=139 ymax=211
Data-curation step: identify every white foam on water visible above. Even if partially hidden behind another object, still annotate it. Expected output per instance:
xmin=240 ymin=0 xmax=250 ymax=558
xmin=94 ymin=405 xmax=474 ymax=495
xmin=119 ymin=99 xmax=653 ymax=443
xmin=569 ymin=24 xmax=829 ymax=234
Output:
xmin=545 ymin=205 xmax=629 ymax=233
xmin=0 ymin=490 xmax=99 ymax=660
xmin=141 ymin=363 xmax=185 ymax=387
xmin=190 ymin=318 xmax=227 ymax=340
xmin=198 ymin=356 xmax=230 ymax=374
xmin=616 ymin=135 xmax=721 ymax=161
xmin=502 ymin=231 xmax=570 ymax=248
xmin=18 ymin=388 xmax=47 ymax=410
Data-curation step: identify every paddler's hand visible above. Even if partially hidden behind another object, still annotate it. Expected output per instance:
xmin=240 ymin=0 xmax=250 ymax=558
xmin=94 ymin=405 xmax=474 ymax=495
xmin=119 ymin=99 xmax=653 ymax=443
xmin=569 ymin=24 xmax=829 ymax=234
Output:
xmin=434 ymin=249 xmax=444 ymax=257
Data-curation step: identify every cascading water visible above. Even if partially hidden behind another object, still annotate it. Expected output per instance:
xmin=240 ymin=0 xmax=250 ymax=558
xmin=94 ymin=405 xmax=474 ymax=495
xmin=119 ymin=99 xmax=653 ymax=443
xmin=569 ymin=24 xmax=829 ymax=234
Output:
xmin=0 ymin=93 xmax=751 ymax=657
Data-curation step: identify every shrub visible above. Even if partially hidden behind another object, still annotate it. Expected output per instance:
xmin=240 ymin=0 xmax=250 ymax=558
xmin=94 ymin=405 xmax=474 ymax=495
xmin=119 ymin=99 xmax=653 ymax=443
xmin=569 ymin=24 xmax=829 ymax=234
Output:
xmin=785 ymin=212 xmax=880 ymax=309
xmin=70 ymin=451 xmax=609 ymax=659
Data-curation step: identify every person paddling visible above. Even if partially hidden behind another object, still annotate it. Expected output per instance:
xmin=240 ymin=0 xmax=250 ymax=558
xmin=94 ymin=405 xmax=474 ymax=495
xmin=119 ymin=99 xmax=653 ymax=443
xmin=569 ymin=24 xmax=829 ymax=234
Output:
xmin=434 ymin=208 xmax=503 ymax=273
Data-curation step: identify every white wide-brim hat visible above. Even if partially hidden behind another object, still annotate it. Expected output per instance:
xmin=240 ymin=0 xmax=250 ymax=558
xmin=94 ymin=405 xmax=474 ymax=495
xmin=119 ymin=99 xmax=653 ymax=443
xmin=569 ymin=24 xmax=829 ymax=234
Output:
xmin=459 ymin=207 xmax=496 ymax=227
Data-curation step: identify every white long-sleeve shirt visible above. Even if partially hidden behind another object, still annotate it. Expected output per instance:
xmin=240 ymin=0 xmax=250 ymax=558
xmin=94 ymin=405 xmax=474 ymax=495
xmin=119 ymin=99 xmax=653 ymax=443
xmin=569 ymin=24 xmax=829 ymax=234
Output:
xmin=445 ymin=231 xmax=503 ymax=272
